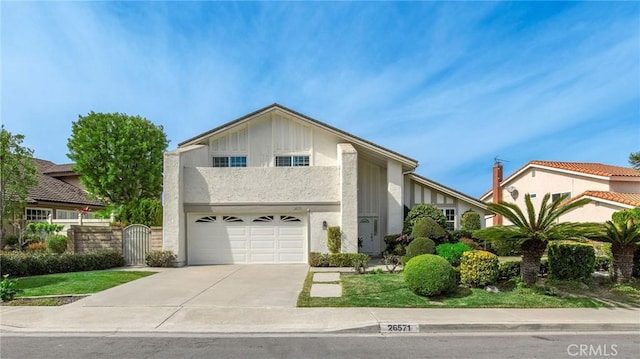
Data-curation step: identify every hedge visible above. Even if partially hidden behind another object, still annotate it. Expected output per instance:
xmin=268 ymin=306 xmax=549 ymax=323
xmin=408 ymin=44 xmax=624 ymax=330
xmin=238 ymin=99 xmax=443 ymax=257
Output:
xmin=0 ymin=249 xmax=125 ymax=277
xmin=548 ymin=241 xmax=595 ymax=282
xmin=308 ymin=252 xmax=369 ymax=267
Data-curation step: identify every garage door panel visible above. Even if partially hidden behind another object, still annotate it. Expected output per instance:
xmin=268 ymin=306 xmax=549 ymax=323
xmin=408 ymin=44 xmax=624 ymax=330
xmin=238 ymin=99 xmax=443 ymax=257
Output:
xmin=188 ymin=213 xmax=306 ymax=265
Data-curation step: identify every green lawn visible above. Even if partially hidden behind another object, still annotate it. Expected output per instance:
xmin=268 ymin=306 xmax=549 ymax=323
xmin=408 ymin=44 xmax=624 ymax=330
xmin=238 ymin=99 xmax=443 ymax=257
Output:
xmin=15 ymin=270 xmax=156 ymax=297
xmin=298 ymin=272 xmax=605 ymax=308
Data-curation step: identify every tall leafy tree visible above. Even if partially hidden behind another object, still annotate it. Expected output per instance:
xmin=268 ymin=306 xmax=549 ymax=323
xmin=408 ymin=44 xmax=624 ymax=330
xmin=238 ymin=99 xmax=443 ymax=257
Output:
xmin=0 ymin=126 xmax=37 ymax=245
xmin=474 ymin=193 xmax=594 ymax=286
xmin=67 ymin=112 xmax=169 ymax=205
xmin=629 ymin=151 xmax=640 ymax=170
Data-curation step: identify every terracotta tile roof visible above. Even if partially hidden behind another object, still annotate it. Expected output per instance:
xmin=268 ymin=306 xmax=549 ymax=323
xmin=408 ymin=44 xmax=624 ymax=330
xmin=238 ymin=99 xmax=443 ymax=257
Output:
xmin=28 ymin=159 xmax=103 ymax=207
xmin=530 ymin=161 xmax=640 ymax=177
xmin=574 ymin=191 xmax=640 ymax=207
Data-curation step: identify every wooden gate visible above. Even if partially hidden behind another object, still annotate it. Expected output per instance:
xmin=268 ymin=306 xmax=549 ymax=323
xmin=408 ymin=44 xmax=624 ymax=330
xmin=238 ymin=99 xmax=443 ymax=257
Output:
xmin=123 ymin=224 xmax=151 ymax=265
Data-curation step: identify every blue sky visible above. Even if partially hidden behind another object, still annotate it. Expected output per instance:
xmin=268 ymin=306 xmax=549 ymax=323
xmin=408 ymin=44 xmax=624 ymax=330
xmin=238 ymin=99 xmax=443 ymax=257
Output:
xmin=2 ymin=1 xmax=639 ymax=198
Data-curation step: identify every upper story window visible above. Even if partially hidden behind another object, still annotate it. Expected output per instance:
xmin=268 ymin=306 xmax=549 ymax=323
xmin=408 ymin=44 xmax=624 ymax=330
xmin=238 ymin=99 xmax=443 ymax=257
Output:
xmin=551 ymin=191 xmax=571 ymax=202
xmin=26 ymin=208 xmax=52 ymax=222
xmin=275 ymin=155 xmax=309 ymax=167
xmin=213 ymin=156 xmax=247 ymax=168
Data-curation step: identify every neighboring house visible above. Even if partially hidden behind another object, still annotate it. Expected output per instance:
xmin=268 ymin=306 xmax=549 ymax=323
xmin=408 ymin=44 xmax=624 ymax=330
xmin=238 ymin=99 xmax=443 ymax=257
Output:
xmin=480 ymin=160 xmax=640 ymax=226
xmin=163 ymin=104 xmax=489 ymax=266
xmin=24 ymin=159 xmax=104 ymax=223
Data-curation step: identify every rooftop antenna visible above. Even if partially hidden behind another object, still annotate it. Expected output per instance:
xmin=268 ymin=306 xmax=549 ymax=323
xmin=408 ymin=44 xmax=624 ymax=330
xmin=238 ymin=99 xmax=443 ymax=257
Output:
xmin=494 ymin=156 xmax=510 ymax=165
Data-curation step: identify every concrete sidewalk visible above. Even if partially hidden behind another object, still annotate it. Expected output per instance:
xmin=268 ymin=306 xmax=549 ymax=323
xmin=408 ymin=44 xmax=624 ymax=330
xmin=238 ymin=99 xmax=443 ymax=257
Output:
xmin=2 ymin=305 xmax=639 ymax=334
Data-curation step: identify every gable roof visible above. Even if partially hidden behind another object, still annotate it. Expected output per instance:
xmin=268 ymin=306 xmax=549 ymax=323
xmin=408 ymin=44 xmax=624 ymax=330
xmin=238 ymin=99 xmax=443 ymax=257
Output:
xmin=178 ymin=103 xmax=418 ymax=168
xmin=480 ymin=160 xmax=640 ymax=200
xmin=573 ymin=191 xmax=640 ymax=208
xmin=28 ymin=159 xmax=103 ymax=207
xmin=409 ymin=173 xmax=490 ymax=213
xmin=528 ymin=161 xmax=640 ymax=178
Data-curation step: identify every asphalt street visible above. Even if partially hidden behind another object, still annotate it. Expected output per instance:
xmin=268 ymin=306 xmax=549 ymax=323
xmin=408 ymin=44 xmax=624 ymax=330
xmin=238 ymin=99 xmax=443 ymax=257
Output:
xmin=1 ymin=332 xmax=638 ymax=359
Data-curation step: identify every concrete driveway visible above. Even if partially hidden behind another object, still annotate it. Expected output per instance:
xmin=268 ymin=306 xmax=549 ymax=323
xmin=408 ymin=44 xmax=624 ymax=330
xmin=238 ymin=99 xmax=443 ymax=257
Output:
xmin=75 ymin=265 xmax=309 ymax=308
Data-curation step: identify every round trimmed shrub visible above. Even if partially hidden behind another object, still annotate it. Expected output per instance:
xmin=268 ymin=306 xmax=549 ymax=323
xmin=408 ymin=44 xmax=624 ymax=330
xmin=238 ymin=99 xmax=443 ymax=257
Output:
xmin=402 ymin=237 xmax=435 ymax=264
xmin=460 ymin=250 xmax=499 ymax=287
xmin=411 ymin=217 xmax=449 ymax=244
xmin=403 ymin=254 xmax=456 ymax=297
xmin=436 ymin=242 xmax=472 ymax=267
xmin=403 ymin=203 xmax=448 ymax=233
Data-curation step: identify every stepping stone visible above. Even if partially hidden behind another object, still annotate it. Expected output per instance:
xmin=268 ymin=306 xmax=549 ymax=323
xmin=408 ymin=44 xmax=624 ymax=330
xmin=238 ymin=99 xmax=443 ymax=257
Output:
xmin=310 ymin=284 xmax=342 ymax=297
xmin=313 ymin=272 xmax=340 ymax=282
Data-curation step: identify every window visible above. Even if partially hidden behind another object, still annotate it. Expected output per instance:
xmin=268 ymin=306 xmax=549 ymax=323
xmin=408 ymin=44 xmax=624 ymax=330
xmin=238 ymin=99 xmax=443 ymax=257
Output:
xmin=551 ymin=192 xmax=571 ymax=202
xmin=276 ymin=155 xmax=309 ymax=167
xmin=213 ymin=156 xmax=246 ymax=167
xmin=529 ymin=193 xmax=537 ymax=199
xmin=25 ymin=208 xmax=52 ymax=221
xmin=56 ymin=209 xmax=77 ymax=220
xmin=441 ymin=208 xmax=456 ymax=230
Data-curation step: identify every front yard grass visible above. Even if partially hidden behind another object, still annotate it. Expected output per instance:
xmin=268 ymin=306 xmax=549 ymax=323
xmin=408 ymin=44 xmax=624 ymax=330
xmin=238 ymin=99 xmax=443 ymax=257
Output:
xmin=297 ymin=272 xmax=640 ymax=308
xmin=14 ymin=270 xmax=156 ymax=297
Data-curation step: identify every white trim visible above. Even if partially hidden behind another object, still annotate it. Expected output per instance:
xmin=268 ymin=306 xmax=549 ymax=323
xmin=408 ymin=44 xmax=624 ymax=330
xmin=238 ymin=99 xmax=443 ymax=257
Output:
xmin=409 ymin=174 xmax=488 ymax=212
xmin=579 ymin=196 xmax=636 ymax=209
xmin=25 ymin=207 xmax=53 ymax=221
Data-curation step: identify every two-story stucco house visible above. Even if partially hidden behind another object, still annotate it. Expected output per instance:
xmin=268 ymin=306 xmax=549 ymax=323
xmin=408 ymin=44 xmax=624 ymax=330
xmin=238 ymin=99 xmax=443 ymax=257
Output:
xmin=163 ymin=104 xmax=488 ymax=266
xmin=481 ymin=160 xmax=640 ymax=226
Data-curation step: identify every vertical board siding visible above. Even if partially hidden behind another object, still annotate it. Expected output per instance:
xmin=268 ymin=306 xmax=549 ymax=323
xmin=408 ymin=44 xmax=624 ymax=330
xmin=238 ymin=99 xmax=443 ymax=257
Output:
xmin=123 ymin=224 xmax=151 ymax=265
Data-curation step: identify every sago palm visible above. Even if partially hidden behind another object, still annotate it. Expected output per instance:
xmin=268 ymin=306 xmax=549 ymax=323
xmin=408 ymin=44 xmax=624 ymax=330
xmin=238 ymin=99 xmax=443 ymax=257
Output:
xmin=600 ymin=218 xmax=640 ymax=283
xmin=475 ymin=193 xmax=592 ymax=286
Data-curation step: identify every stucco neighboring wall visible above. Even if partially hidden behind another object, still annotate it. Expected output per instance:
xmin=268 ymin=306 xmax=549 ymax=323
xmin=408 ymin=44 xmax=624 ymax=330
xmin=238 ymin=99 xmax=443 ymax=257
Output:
xmin=183 ymin=166 xmax=340 ymax=204
xmin=309 ymin=211 xmax=341 ymax=252
xmin=562 ymin=201 xmax=625 ymax=223
xmin=163 ymin=145 xmax=209 ymax=266
xmin=338 ymin=143 xmax=358 ymax=253
xmin=610 ymin=180 xmax=640 ymax=193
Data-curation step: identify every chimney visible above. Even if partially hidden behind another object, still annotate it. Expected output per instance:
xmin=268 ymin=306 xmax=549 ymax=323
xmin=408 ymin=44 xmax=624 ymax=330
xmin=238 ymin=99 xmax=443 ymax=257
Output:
xmin=492 ymin=161 xmax=503 ymax=225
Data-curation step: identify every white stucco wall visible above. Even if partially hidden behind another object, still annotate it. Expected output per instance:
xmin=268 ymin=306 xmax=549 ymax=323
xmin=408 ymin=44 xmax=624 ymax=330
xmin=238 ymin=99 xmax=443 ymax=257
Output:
xmin=338 ymin=143 xmax=358 ymax=253
xmin=309 ymin=211 xmax=341 ymax=252
xmin=183 ymin=166 xmax=340 ymax=204
xmin=387 ymin=159 xmax=404 ymax=234
xmin=163 ymin=145 xmax=209 ymax=266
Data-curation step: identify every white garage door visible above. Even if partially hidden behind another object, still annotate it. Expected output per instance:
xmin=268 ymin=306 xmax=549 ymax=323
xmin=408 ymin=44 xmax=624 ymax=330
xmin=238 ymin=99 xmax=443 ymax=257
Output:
xmin=187 ymin=214 xmax=307 ymax=265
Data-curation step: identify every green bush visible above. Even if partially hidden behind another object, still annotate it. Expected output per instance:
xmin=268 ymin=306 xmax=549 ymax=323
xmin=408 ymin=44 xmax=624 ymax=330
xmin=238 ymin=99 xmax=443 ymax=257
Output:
xmin=403 ymin=204 xmax=448 ymax=233
xmin=383 ymin=233 xmax=411 ymax=255
xmin=327 ymin=226 xmax=341 ymax=254
xmin=460 ymin=251 xmax=499 ymax=287
xmin=461 ymin=210 xmax=481 ymax=231
xmin=498 ymin=261 xmax=521 ymax=281
xmin=328 ymin=253 xmax=369 ymax=267
xmin=595 ymin=256 xmax=612 ymax=272
xmin=490 ymin=239 xmax=522 ymax=256
xmin=0 ymin=275 xmax=23 ymax=302
xmin=309 ymin=253 xmax=369 ymax=267
xmin=0 ymin=249 xmax=125 ymax=277
xmin=436 ymin=242 xmax=472 ymax=267
xmin=411 ymin=217 xmax=449 ymax=245
xmin=145 ymin=250 xmax=176 ymax=267
xmin=47 ymin=234 xmax=68 ymax=254
xmin=117 ymin=198 xmax=163 ymax=227
xmin=403 ymin=254 xmax=456 ymax=297
xmin=450 ymin=229 xmax=473 ymax=242
xmin=402 ymin=237 xmax=435 ymax=264
xmin=548 ymin=242 xmax=595 ymax=282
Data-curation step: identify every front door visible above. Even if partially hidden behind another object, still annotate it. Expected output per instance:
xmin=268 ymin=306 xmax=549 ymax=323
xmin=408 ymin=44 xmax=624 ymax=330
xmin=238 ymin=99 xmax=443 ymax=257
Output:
xmin=358 ymin=217 xmax=378 ymax=254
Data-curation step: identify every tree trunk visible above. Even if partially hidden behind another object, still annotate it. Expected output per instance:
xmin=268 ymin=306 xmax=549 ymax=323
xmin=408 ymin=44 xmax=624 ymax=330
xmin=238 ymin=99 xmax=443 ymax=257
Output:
xmin=611 ymin=243 xmax=636 ymax=283
xmin=520 ymin=239 xmax=547 ymax=286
